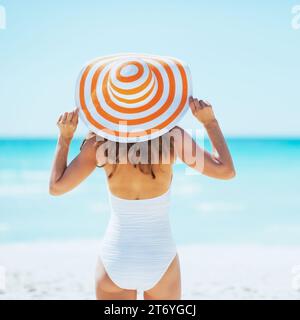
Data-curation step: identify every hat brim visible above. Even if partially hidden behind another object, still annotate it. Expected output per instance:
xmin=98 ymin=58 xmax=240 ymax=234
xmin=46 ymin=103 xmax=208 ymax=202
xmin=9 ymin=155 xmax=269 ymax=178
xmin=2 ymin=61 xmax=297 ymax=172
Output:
xmin=75 ymin=53 xmax=193 ymax=143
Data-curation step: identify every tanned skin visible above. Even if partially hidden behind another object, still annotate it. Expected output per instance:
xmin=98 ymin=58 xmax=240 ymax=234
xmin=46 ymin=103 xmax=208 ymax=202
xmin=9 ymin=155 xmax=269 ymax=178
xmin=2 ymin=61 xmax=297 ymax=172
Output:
xmin=49 ymin=98 xmax=235 ymax=300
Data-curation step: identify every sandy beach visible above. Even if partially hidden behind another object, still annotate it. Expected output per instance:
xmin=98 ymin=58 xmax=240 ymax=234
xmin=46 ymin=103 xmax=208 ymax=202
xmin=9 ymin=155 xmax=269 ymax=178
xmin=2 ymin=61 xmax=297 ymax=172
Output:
xmin=1 ymin=240 xmax=300 ymax=300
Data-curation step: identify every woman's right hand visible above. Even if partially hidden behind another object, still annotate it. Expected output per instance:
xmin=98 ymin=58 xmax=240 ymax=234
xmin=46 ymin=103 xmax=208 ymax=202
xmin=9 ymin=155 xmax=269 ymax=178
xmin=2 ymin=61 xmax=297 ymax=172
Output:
xmin=57 ymin=108 xmax=79 ymax=141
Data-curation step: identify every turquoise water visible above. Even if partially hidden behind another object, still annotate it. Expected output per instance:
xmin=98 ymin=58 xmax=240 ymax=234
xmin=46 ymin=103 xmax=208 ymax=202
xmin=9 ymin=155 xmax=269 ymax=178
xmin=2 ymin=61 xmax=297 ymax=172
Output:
xmin=0 ymin=138 xmax=299 ymax=245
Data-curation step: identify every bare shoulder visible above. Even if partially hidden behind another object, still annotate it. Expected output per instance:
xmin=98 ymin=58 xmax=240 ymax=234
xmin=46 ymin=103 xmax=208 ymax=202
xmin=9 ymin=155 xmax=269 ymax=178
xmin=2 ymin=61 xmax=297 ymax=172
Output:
xmin=84 ymin=133 xmax=109 ymax=167
xmin=169 ymin=126 xmax=192 ymax=144
xmin=80 ymin=132 xmax=106 ymax=165
xmin=170 ymin=125 xmax=191 ymax=138
xmin=170 ymin=125 xmax=184 ymax=134
xmin=80 ymin=132 xmax=97 ymax=151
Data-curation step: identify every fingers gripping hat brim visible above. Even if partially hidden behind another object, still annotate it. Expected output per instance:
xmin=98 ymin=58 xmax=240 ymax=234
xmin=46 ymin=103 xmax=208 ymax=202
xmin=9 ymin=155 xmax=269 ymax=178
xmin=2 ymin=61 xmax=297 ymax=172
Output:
xmin=75 ymin=53 xmax=193 ymax=142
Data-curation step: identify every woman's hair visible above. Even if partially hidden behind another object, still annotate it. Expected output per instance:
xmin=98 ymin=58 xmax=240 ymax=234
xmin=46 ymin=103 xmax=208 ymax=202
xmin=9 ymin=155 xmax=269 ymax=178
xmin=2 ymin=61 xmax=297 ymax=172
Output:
xmin=80 ymin=131 xmax=176 ymax=179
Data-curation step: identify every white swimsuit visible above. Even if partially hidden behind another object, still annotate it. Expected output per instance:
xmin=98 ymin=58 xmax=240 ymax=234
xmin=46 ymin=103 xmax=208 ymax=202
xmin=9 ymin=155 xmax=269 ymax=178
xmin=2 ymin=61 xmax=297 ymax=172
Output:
xmin=99 ymin=189 xmax=177 ymax=291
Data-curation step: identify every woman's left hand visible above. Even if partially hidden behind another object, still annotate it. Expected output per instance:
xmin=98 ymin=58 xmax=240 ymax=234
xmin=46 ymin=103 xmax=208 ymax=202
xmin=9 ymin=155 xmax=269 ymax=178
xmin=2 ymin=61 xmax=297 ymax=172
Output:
xmin=189 ymin=97 xmax=216 ymax=126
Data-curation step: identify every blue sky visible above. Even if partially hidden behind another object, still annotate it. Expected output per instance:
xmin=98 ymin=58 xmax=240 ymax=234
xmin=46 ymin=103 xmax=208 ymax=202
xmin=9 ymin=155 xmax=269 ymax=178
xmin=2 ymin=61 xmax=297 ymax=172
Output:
xmin=0 ymin=0 xmax=299 ymax=137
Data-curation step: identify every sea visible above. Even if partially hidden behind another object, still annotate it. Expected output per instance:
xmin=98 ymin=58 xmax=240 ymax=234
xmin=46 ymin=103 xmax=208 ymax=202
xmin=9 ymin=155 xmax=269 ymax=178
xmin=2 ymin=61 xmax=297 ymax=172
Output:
xmin=0 ymin=138 xmax=299 ymax=245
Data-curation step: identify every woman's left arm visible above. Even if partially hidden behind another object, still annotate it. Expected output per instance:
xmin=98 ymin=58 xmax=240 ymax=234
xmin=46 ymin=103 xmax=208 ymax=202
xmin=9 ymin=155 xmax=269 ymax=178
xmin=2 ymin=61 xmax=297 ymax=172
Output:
xmin=172 ymin=98 xmax=236 ymax=180
xmin=49 ymin=109 xmax=98 ymax=196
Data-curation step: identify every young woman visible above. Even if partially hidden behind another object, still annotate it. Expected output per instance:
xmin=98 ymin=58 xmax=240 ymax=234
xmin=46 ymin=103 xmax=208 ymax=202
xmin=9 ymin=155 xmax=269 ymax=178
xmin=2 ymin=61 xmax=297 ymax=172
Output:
xmin=49 ymin=98 xmax=235 ymax=300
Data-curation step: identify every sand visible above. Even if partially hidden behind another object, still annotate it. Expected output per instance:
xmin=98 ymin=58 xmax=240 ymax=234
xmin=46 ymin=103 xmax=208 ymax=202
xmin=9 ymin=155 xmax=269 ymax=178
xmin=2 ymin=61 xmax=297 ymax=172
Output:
xmin=1 ymin=240 xmax=300 ymax=300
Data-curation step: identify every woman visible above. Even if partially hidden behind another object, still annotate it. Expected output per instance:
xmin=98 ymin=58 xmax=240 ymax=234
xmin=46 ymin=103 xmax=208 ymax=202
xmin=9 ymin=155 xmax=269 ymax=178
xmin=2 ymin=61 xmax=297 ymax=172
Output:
xmin=49 ymin=98 xmax=235 ymax=300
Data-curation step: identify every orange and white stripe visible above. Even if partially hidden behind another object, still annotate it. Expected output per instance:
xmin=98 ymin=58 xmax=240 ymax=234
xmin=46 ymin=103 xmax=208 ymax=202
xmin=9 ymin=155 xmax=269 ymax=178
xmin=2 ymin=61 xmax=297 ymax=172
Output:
xmin=75 ymin=53 xmax=192 ymax=142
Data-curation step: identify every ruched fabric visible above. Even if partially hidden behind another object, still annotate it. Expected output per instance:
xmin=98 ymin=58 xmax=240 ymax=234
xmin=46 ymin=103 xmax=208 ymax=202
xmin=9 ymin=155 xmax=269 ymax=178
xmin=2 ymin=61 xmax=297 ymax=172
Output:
xmin=99 ymin=189 xmax=177 ymax=291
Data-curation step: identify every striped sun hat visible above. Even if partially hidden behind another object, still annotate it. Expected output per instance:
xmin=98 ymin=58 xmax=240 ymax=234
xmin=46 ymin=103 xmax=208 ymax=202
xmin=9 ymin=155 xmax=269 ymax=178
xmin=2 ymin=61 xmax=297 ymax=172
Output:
xmin=75 ymin=53 xmax=192 ymax=142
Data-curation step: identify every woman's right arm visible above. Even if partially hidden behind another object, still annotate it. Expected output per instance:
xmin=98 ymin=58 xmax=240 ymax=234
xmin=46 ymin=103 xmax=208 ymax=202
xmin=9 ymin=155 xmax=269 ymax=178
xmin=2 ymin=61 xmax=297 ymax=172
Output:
xmin=172 ymin=98 xmax=236 ymax=180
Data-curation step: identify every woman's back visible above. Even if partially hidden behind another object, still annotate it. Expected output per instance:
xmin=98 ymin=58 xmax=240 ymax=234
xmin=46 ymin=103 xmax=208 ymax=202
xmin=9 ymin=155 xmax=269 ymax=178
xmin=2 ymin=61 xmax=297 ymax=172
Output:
xmin=104 ymin=163 xmax=173 ymax=200
xmin=85 ymin=130 xmax=176 ymax=200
